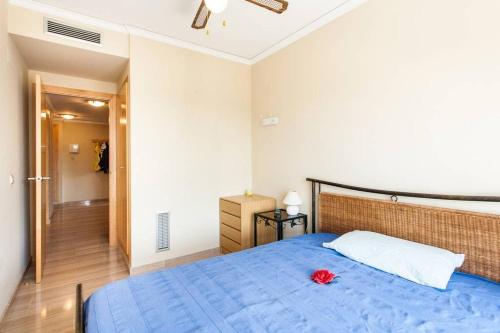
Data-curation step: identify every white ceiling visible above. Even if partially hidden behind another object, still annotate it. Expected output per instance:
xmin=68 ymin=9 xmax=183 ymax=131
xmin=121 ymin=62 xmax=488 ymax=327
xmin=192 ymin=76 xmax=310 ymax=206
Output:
xmin=46 ymin=94 xmax=109 ymax=124
xmin=28 ymin=0 xmax=363 ymax=61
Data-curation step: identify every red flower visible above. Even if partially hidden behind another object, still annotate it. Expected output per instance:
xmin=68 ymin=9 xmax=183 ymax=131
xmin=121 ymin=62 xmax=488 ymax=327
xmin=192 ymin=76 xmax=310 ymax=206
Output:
xmin=311 ymin=269 xmax=336 ymax=284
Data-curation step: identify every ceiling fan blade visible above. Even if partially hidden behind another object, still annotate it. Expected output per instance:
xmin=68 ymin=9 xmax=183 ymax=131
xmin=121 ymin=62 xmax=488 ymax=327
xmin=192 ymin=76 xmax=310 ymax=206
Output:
xmin=192 ymin=0 xmax=211 ymax=29
xmin=244 ymin=0 xmax=288 ymax=14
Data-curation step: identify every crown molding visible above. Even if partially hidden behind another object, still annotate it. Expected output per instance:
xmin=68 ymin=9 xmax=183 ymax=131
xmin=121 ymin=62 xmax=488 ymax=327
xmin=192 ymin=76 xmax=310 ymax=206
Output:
xmin=9 ymin=0 xmax=253 ymax=65
xmin=251 ymin=0 xmax=367 ymax=63
xmin=9 ymin=0 xmax=367 ymax=66
xmin=125 ymin=27 xmax=253 ymax=65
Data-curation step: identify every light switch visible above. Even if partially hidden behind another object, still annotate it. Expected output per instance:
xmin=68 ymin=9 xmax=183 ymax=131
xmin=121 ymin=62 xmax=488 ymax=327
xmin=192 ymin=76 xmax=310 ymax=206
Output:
xmin=261 ymin=116 xmax=279 ymax=127
xmin=69 ymin=144 xmax=80 ymax=154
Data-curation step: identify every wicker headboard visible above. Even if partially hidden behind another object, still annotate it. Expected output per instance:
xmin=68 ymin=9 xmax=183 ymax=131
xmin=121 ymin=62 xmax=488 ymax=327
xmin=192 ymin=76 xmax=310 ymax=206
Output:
xmin=319 ymin=193 xmax=500 ymax=282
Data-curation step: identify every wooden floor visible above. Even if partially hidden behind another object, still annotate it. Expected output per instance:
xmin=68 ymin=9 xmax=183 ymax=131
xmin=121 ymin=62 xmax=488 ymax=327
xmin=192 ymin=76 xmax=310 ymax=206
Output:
xmin=0 ymin=202 xmax=129 ymax=333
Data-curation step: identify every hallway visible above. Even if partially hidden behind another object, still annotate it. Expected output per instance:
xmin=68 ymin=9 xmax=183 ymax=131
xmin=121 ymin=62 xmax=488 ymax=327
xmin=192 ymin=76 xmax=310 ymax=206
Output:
xmin=0 ymin=202 xmax=129 ymax=332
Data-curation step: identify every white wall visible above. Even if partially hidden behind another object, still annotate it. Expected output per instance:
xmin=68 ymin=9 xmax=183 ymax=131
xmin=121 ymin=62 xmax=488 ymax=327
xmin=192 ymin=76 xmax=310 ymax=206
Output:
xmin=0 ymin=0 xmax=29 ymax=320
xmin=129 ymin=35 xmax=252 ymax=268
xmin=252 ymin=0 xmax=500 ymax=222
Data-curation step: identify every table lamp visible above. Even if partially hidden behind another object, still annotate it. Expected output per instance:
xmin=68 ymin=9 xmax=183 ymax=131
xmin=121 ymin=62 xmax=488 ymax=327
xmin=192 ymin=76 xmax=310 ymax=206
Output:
xmin=283 ymin=191 xmax=302 ymax=216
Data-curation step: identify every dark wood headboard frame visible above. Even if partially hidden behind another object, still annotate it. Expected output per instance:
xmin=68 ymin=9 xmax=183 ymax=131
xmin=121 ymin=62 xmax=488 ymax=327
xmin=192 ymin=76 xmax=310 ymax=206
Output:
xmin=306 ymin=178 xmax=500 ymax=234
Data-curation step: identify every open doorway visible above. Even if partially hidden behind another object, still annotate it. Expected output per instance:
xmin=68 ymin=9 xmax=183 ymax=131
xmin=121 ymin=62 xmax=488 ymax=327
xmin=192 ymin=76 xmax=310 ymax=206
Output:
xmin=2 ymin=78 xmax=131 ymax=331
xmin=46 ymin=93 xmax=110 ymax=212
xmin=30 ymin=82 xmax=130 ymax=284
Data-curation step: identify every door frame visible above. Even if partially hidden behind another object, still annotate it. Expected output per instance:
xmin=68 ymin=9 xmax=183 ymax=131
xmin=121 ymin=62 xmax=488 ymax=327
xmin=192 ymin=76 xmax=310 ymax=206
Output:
xmin=41 ymin=85 xmax=122 ymax=248
xmin=30 ymin=75 xmax=45 ymax=283
xmin=116 ymin=78 xmax=131 ymax=260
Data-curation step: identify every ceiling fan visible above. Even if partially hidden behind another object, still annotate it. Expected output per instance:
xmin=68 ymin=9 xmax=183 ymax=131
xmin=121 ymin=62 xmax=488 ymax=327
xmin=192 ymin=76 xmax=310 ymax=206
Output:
xmin=192 ymin=0 xmax=289 ymax=29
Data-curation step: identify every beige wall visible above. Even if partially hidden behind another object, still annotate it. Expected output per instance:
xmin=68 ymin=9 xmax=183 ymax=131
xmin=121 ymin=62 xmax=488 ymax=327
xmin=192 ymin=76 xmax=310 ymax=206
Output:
xmin=0 ymin=0 xmax=29 ymax=320
xmin=4 ymin=0 xmax=500 ymax=280
xmin=252 ymin=0 xmax=500 ymax=225
xmin=59 ymin=121 xmax=109 ymax=203
xmin=129 ymin=35 xmax=252 ymax=268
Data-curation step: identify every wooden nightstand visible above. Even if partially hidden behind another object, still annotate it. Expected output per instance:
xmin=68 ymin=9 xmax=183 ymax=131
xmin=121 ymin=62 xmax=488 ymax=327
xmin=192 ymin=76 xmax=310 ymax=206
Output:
xmin=219 ymin=195 xmax=276 ymax=254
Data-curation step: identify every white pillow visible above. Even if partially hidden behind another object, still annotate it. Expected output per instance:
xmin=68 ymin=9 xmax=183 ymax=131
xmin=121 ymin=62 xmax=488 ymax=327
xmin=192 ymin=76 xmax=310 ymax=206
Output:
xmin=323 ymin=230 xmax=465 ymax=289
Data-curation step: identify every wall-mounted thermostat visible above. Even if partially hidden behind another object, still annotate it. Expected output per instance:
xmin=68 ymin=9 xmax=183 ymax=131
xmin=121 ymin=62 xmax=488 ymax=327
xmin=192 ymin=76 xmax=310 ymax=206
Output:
xmin=69 ymin=144 xmax=80 ymax=154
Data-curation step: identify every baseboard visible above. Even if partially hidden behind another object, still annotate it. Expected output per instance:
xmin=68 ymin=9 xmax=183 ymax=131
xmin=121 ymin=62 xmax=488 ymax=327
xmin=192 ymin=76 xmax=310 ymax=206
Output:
xmin=54 ymin=199 xmax=109 ymax=208
xmin=0 ymin=259 xmax=31 ymax=323
xmin=130 ymin=248 xmax=221 ymax=276
xmin=116 ymin=244 xmax=131 ymax=272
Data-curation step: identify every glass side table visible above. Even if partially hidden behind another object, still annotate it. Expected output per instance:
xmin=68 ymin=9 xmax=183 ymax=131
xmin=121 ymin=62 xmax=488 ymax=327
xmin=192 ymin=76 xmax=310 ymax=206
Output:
xmin=253 ymin=209 xmax=308 ymax=246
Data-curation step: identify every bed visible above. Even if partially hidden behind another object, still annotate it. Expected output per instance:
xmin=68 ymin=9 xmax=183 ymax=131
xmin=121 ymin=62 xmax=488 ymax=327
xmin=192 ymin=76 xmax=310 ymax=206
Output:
xmin=80 ymin=179 xmax=500 ymax=333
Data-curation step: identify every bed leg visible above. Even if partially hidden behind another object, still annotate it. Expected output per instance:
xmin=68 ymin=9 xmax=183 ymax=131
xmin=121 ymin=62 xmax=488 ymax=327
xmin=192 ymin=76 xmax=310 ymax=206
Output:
xmin=76 ymin=283 xmax=84 ymax=333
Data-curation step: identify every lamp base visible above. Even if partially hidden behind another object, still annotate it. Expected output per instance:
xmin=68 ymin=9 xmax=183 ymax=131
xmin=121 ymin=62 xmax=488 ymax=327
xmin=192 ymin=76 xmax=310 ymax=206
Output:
xmin=286 ymin=205 xmax=299 ymax=216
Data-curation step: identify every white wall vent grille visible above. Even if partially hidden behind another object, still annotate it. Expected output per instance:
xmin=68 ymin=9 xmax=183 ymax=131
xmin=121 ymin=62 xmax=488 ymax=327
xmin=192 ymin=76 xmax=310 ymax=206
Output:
xmin=157 ymin=212 xmax=170 ymax=252
xmin=45 ymin=19 xmax=102 ymax=45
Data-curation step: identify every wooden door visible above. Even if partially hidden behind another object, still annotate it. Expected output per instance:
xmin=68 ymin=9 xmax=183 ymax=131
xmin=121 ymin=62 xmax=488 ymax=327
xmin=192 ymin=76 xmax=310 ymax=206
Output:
xmin=116 ymin=80 xmax=129 ymax=257
xmin=50 ymin=123 xmax=61 ymax=211
xmin=29 ymin=75 xmax=49 ymax=283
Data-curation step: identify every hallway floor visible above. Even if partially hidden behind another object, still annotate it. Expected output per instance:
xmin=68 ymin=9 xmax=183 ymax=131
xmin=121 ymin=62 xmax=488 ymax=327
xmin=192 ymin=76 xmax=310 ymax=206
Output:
xmin=0 ymin=202 xmax=129 ymax=332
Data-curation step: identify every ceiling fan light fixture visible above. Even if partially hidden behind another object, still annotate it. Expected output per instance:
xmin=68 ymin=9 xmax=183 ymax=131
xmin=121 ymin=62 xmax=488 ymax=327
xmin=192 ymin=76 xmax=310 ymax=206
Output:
xmin=205 ymin=0 xmax=228 ymax=13
xmin=191 ymin=0 xmax=288 ymax=30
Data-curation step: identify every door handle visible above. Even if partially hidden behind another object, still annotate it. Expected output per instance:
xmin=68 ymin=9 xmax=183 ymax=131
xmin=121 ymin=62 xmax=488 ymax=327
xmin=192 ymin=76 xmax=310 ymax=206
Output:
xmin=27 ymin=176 xmax=50 ymax=181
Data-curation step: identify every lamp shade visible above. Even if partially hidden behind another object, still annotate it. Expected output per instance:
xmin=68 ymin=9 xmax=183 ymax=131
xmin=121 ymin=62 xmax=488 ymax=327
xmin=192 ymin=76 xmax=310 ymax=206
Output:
xmin=283 ymin=191 xmax=303 ymax=206
xmin=205 ymin=0 xmax=228 ymax=13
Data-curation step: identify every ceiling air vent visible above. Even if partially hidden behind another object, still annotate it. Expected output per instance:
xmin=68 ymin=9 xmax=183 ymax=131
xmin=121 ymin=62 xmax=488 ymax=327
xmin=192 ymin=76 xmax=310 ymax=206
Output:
xmin=45 ymin=19 xmax=102 ymax=45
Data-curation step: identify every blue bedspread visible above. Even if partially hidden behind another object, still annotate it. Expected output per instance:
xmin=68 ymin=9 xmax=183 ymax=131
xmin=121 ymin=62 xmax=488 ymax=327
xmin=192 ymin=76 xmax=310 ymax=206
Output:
xmin=84 ymin=234 xmax=500 ymax=332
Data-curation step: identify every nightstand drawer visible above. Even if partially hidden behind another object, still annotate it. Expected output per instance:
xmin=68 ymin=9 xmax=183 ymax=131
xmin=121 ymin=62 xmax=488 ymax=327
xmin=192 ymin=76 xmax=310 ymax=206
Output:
xmin=220 ymin=200 xmax=241 ymax=217
xmin=221 ymin=224 xmax=241 ymax=243
xmin=221 ymin=236 xmax=240 ymax=253
xmin=220 ymin=211 xmax=241 ymax=230
xmin=219 ymin=194 xmax=276 ymax=252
